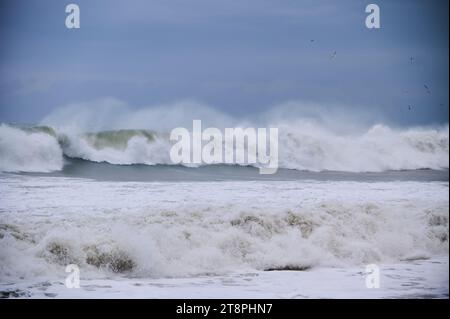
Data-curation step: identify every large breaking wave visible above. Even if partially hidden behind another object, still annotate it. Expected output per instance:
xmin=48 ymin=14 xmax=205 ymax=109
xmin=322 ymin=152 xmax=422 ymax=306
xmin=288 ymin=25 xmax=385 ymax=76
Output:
xmin=0 ymin=98 xmax=448 ymax=173
xmin=0 ymin=122 xmax=448 ymax=173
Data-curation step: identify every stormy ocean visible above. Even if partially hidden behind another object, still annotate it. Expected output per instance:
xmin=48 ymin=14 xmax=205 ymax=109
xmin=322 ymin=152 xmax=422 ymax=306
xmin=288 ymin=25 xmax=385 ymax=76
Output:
xmin=0 ymin=121 xmax=448 ymax=298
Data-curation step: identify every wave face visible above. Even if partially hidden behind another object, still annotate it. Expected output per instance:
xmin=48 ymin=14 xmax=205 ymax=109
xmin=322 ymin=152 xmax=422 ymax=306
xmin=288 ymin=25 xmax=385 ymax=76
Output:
xmin=0 ymin=178 xmax=448 ymax=279
xmin=0 ymin=123 xmax=448 ymax=173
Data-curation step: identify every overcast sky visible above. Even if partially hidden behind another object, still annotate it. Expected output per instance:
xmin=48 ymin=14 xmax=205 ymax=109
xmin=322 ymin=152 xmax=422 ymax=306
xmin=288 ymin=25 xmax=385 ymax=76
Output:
xmin=0 ymin=0 xmax=448 ymax=127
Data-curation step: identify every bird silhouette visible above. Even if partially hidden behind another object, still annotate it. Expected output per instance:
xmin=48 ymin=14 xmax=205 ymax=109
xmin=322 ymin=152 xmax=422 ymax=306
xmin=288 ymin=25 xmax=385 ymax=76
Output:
xmin=424 ymin=84 xmax=431 ymax=94
xmin=330 ymin=51 xmax=337 ymax=59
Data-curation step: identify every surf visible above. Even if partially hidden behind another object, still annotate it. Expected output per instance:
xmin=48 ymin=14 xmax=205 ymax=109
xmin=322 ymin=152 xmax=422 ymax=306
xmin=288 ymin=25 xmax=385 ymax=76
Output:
xmin=0 ymin=177 xmax=448 ymax=279
xmin=0 ymin=122 xmax=448 ymax=173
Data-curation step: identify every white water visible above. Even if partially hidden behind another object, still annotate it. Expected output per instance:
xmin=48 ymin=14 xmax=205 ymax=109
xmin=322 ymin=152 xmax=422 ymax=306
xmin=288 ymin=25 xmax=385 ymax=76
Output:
xmin=0 ymin=175 xmax=448 ymax=280
xmin=0 ymin=125 xmax=63 ymax=173
xmin=1 ymin=98 xmax=448 ymax=173
xmin=0 ymin=122 xmax=448 ymax=173
xmin=2 ymin=256 xmax=448 ymax=298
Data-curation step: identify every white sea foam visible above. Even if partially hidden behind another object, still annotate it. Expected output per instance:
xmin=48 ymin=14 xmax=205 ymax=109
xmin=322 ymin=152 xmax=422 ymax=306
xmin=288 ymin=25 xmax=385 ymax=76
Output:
xmin=276 ymin=123 xmax=449 ymax=172
xmin=0 ymin=176 xmax=448 ymax=280
xmin=2 ymin=256 xmax=448 ymax=298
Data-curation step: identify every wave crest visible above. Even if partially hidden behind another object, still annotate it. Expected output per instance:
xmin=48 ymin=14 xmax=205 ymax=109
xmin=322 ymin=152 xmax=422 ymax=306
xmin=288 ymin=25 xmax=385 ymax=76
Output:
xmin=0 ymin=123 xmax=448 ymax=173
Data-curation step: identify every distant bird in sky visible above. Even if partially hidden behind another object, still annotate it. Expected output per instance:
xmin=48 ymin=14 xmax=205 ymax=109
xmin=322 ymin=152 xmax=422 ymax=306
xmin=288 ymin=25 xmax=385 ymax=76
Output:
xmin=424 ymin=84 xmax=431 ymax=94
xmin=310 ymin=39 xmax=314 ymax=43
xmin=408 ymin=105 xmax=412 ymax=111
xmin=410 ymin=57 xmax=414 ymax=64
xmin=330 ymin=51 xmax=337 ymax=60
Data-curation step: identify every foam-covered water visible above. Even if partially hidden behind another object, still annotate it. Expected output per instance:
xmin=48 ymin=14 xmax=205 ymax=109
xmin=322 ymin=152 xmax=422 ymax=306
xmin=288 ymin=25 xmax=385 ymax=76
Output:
xmin=1 ymin=256 xmax=448 ymax=298
xmin=0 ymin=174 xmax=448 ymax=282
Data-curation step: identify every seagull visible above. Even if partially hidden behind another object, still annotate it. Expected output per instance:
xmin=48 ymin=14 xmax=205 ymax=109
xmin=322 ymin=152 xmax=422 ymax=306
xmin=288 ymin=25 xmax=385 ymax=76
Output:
xmin=330 ymin=51 xmax=337 ymax=60
xmin=424 ymin=84 xmax=431 ymax=94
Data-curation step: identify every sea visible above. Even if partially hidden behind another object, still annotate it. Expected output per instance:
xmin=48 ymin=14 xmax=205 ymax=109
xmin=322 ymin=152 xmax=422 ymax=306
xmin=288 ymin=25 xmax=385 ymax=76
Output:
xmin=0 ymin=123 xmax=448 ymax=298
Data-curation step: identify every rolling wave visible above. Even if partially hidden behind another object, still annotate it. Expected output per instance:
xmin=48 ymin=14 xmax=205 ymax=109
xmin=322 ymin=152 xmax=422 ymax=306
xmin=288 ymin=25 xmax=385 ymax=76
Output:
xmin=0 ymin=123 xmax=448 ymax=173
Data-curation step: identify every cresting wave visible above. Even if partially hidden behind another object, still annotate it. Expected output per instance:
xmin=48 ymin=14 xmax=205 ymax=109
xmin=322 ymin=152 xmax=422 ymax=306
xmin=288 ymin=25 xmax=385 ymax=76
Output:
xmin=0 ymin=123 xmax=448 ymax=173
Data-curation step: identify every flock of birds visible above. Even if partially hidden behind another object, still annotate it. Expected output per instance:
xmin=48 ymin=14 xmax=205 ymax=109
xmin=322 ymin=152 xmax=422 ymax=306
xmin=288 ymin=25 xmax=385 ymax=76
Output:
xmin=308 ymin=38 xmax=445 ymax=113
xmin=405 ymin=60 xmax=440 ymax=112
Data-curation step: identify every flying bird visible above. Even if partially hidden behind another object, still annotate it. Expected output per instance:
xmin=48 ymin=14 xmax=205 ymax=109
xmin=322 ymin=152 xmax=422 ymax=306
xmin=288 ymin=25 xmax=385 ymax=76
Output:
xmin=330 ymin=51 xmax=337 ymax=60
xmin=408 ymin=105 xmax=412 ymax=111
xmin=424 ymin=84 xmax=431 ymax=94
xmin=410 ymin=57 xmax=414 ymax=64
